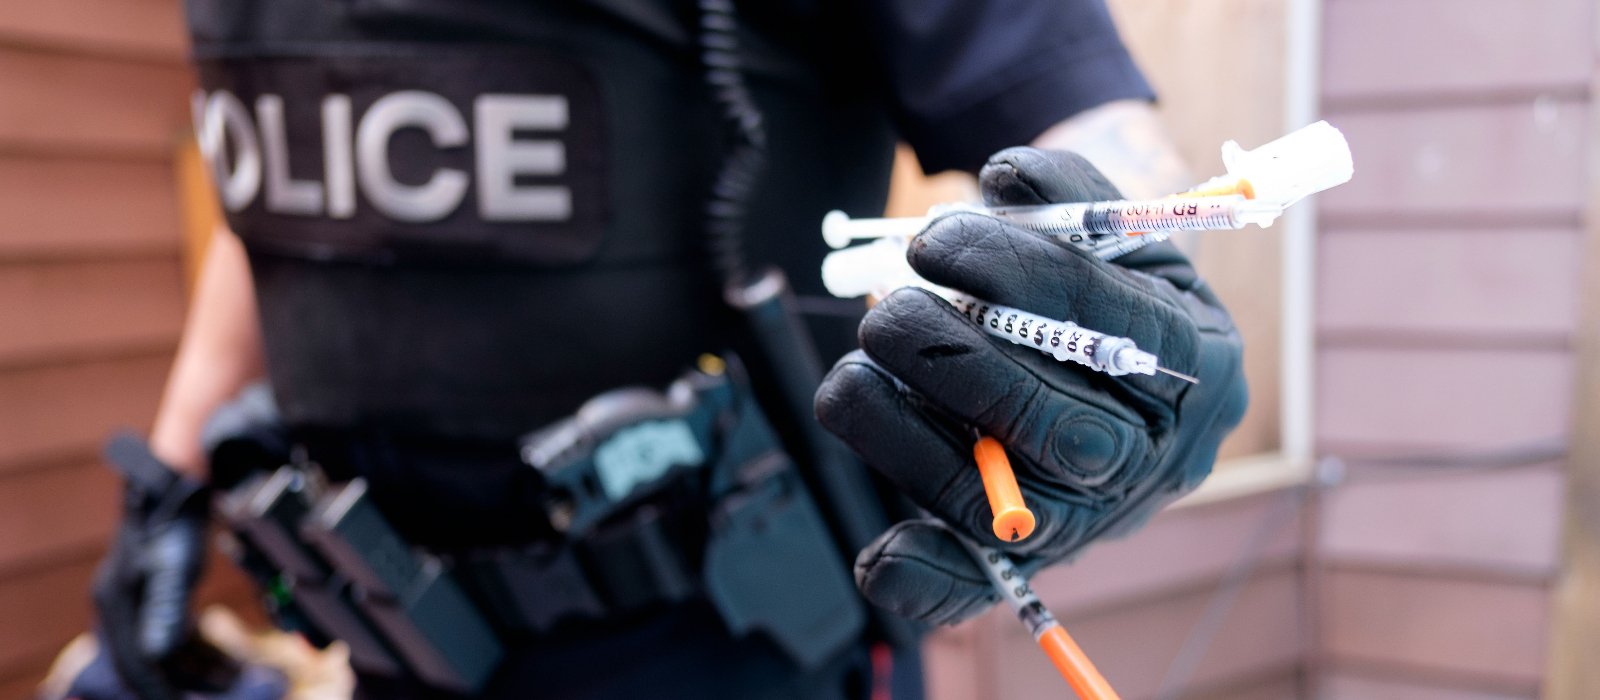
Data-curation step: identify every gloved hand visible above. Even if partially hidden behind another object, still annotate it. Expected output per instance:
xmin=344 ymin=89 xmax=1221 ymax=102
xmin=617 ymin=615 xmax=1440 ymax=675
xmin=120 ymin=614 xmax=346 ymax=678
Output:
xmin=816 ymin=148 xmax=1248 ymax=625
xmin=93 ymin=432 xmax=229 ymax=700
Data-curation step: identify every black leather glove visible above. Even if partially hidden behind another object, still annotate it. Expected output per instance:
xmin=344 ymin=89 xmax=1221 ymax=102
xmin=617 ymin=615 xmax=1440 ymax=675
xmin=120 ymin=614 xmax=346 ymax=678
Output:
xmin=93 ymin=433 xmax=227 ymax=700
xmin=816 ymin=148 xmax=1248 ymax=625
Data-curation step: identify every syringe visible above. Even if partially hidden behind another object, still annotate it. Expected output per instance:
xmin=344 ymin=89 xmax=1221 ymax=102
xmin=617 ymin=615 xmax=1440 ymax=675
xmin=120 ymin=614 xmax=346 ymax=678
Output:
xmin=954 ymin=531 xmax=1122 ymax=700
xmin=819 ymin=238 xmax=1197 ymax=383
xmin=947 ymin=292 xmax=1196 ymax=383
xmin=822 ymin=120 xmax=1353 ymax=259
xmin=824 ymin=194 xmax=1276 ymax=256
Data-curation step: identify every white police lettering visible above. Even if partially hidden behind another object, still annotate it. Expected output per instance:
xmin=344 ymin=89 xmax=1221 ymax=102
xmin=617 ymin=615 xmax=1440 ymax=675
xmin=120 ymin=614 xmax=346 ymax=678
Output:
xmin=195 ymin=91 xmax=262 ymax=213
xmin=190 ymin=89 xmax=574 ymax=223
xmin=256 ymin=95 xmax=324 ymax=216
xmin=321 ymin=95 xmax=357 ymax=219
xmin=475 ymin=94 xmax=571 ymax=221
xmin=356 ymin=91 xmax=469 ymax=223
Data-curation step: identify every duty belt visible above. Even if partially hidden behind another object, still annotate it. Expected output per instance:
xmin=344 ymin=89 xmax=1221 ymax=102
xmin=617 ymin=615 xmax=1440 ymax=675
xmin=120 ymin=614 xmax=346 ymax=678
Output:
xmin=214 ymin=356 xmax=869 ymax=694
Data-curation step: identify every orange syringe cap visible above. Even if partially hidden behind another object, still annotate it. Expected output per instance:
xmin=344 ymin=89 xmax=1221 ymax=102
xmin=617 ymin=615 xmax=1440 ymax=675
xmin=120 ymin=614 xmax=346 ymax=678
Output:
xmin=974 ymin=436 xmax=1036 ymax=542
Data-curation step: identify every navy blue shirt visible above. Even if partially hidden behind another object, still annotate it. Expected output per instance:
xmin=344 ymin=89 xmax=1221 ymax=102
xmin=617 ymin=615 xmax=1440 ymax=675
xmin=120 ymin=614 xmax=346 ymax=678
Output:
xmin=861 ymin=0 xmax=1153 ymax=172
xmin=742 ymin=0 xmax=1155 ymax=173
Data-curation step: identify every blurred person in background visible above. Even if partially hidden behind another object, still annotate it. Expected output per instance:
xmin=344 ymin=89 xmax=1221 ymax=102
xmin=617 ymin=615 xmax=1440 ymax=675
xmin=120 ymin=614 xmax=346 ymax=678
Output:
xmin=85 ymin=1 xmax=1245 ymax=698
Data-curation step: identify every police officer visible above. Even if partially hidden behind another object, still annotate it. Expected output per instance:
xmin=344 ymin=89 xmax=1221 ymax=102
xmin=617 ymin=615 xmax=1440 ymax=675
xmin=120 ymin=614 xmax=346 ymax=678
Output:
xmin=92 ymin=0 xmax=1245 ymax=698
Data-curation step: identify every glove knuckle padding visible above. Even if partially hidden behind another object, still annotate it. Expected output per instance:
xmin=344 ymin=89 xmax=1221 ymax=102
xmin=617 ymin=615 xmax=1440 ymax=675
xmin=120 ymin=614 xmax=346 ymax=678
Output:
xmin=1042 ymin=405 xmax=1147 ymax=489
xmin=854 ymin=520 xmax=994 ymax=627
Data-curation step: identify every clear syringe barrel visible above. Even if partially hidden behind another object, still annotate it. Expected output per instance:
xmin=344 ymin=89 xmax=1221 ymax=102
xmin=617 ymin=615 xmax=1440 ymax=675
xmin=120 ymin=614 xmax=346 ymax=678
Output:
xmin=818 ymin=241 xmax=1162 ymax=378
xmin=945 ymin=293 xmax=1158 ymax=377
xmin=956 ymin=536 xmax=1059 ymax=641
xmin=988 ymin=195 xmax=1277 ymax=237
xmin=821 ymin=195 xmax=1283 ymax=251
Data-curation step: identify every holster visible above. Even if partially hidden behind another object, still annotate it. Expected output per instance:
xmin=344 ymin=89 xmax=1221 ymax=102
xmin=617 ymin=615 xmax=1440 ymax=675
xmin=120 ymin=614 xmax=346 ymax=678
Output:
xmin=485 ymin=354 xmax=866 ymax=669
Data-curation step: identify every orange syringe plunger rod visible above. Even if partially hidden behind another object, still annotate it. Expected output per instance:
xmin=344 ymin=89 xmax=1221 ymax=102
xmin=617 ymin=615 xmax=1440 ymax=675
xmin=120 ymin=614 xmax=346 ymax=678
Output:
xmin=973 ymin=436 xmax=1036 ymax=542
xmin=1119 ymin=178 xmax=1257 ymax=241
xmin=958 ymin=537 xmax=1123 ymax=700
xmin=1039 ymin=626 xmax=1122 ymax=700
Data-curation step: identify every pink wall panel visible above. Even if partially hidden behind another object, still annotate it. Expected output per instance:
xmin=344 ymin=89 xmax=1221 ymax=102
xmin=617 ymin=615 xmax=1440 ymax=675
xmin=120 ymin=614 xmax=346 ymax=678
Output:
xmin=0 ymin=47 xmax=192 ymax=156
xmin=923 ymin=627 xmax=983 ymax=700
xmin=0 ymin=355 xmax=168 ymax=471
xmin=1317 ymin=228 xmax=1582 ymax=338
xmin=0 ymin=156 xmax=182 ymax=259
xmin=0 ymin=557 xmax=95 ymax=676
xmin=1316 ymin=347 xmax=1572 ymax=451
xmin=0 ymin=0 xmax=189 ymax=60
xmin=0 ymin=259 xmax=184 ymax=365
xmin=1318 ymin=464 xmax=1565 ymax=575
xmin=0 ymin=462 xmax=118 ymax=574
xmin=1314 ymin=0 xmax=1581 ymax=697
xmin=1319 ymin=102 xmax=1588 ymax=218
xmin=1320 ymin=570 xmax=1550 ymax=684
xmin=1191 ymin=673 xmax=1301 ymax=700
xmin=998 ymin=569 xmax=1302 ymax=700
xmin=1319 ymin=672 xmax=1532 ymax=700
xmin=1032 ymin=491 xmax=1302 ymax=614
xmin=1323 ymin=0 xmax=1591 ymax=100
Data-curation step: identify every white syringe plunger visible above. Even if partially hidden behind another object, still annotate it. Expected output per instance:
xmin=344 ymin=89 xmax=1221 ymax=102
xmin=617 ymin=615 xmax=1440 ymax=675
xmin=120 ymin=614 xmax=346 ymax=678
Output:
xmin=1192 ymin=120 xmax=1354 ymax=207
xmin=823 ymin=210 xmax=928 ymax=250
xmin=820 ymin=237 xmax=917 ymax=298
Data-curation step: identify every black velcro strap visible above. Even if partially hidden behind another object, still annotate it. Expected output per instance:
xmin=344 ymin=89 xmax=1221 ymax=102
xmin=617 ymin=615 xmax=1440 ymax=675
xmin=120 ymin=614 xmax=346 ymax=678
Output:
xmin=104 ymin=431 xmax=177 ymax=495
xmin=467 ymin=545 xmax=606 ymax=636
xmin=582 ymin=505 xmax=696 ymax=610
xmin=463 ymin=504 xmax=700 ymax=636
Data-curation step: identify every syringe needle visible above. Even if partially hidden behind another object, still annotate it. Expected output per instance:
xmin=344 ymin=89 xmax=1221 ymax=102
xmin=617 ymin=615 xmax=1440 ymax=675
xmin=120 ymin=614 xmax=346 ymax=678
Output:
xmin=1155 ymin=366 xmax=1199 ymax=384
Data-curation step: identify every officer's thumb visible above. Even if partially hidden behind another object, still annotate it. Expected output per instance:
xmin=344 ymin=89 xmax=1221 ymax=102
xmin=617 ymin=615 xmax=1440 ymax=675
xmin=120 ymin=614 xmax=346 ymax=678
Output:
xmin=978 ymin=147 xmax=1123 ymax=207
xmin=855 ymin=519 xmax=999 ymax=627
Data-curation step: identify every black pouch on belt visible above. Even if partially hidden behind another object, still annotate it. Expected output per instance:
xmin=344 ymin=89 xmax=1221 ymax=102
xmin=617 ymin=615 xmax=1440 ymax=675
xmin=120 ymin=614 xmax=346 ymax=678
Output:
xmin=514 ymin=354 xmax=865 ymax=669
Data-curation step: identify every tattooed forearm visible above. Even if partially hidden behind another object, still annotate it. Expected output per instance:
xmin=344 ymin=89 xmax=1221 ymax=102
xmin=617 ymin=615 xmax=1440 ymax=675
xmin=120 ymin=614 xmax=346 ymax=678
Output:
xmin=1031 ymin=100 xmax=1194 ymax=199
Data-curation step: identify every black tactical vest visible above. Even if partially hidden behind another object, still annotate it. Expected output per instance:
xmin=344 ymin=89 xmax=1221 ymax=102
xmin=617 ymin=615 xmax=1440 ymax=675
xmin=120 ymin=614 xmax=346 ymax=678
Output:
xmin=185 ymin=0 xmax=896 ymax=440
